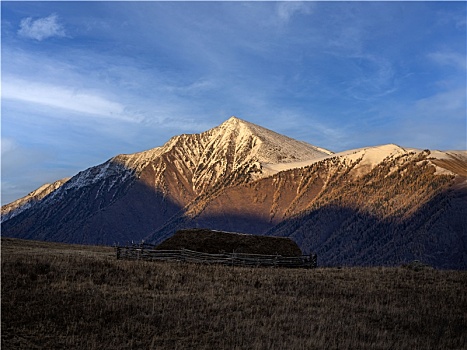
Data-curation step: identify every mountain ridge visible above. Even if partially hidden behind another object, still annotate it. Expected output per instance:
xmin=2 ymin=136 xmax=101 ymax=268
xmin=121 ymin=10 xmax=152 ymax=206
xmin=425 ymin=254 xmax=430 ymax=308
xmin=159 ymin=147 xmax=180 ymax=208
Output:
xmin=1 ymin=117 xmax=330 ymax=242
xmin=2 ymin=117 xmax=466 ymax=268
xmin=2 ymin=116 xmax=331 ymax=217
xmin=1 ymin=177 xmax=71 ymax=223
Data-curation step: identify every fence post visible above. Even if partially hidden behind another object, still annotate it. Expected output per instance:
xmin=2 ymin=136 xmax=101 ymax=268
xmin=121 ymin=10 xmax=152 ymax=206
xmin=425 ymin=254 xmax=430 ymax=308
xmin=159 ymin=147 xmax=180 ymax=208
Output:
xmin=310 ymin=253 xmax=317 ymax=268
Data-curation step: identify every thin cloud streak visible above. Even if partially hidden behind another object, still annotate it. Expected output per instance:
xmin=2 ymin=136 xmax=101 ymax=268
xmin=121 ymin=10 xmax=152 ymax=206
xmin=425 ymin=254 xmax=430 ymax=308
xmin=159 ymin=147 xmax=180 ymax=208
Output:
xmin=344 ymin=54 xmax=398 ymax=101
xmin=428 ymin=51 xmax=467 ymax=71
xmin=3 ymin=76 xmax=141 ymax=123
xmin=275 ymin=2 xmax=313 ymax=23
xmin=1 ymin=1 xmax=465 ymax=204
xmin=413 ymin=88 xmax=466 ymax=120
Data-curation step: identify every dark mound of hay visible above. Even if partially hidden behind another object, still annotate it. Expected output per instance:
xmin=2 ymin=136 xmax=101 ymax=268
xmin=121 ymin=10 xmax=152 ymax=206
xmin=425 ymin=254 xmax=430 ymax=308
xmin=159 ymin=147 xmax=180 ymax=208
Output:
xmin=156 ymin=229 xmax=302 ymax=257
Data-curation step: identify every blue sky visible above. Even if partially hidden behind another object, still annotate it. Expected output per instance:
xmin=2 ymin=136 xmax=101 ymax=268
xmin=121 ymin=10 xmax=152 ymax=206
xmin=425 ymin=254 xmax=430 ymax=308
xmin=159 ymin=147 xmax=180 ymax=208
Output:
xmin=1 ymin=1 xmax=466 ymax=204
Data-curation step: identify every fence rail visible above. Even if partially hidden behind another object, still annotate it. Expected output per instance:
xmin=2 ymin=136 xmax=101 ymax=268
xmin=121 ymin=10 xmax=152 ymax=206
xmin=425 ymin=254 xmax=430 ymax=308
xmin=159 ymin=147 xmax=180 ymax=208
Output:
xmin=116 ymin=244 xmax=317 ymax=269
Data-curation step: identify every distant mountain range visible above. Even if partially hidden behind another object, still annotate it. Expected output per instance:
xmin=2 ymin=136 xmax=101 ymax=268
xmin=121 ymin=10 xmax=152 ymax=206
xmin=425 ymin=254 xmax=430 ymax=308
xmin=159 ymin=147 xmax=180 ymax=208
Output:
xmin=2 ymin=116 xmax=466 ymax=268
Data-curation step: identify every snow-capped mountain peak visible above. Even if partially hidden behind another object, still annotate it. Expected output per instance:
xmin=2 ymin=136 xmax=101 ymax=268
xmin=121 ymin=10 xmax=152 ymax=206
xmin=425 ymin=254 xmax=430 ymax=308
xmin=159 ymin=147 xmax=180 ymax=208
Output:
xmin=97 ymin=116 xmax=332 ymax=196
xmin=211 ymin=116 xmax=332 ymax=163
xmin=1 ymin=116 xmax=332 ymax=222
xmin=2 ymin=117 xmax=466 ymax=270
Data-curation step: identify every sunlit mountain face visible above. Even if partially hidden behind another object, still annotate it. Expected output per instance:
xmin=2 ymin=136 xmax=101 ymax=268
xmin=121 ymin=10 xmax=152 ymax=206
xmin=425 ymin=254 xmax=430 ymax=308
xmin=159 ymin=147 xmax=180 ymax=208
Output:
xmin=2 ymin=117 xmax=466 ymax=268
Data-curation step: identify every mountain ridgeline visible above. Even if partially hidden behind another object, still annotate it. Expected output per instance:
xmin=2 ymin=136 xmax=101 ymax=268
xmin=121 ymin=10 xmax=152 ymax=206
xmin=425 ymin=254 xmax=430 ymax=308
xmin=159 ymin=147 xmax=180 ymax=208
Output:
xmin=2 ymin=117 xmax=466 ymax=268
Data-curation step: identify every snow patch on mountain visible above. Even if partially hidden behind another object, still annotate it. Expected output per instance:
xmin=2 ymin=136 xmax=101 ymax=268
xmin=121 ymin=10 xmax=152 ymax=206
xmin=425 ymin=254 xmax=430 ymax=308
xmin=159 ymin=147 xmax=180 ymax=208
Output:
xmin=262 ymin=144 xmax=451 ymax=178
xmin=217 ymin=116 xmax=332 ymax=164
xmin=262 ymin=144 xmax=397 ymax=175
xmin=97 ymin=116 xmax=333 ymax=195
xmin=2 ymin=115 xmax=332 ymax=221
xmin=44 ymin=159 xmax=135 ymax=204
xmin=1 ymin=177 xmax=70 ymax=222
xmin=427 ymin=150 xmax=467 ymax=179
xmin=7 ymin=116 xmax=463 ymax=229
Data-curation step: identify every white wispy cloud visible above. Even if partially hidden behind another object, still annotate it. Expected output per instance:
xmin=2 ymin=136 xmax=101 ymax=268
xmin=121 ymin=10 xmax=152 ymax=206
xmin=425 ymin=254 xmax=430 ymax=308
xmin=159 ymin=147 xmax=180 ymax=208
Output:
xmin=369 ymin=87 xmax=467 ymax=150
xmin=1 ymin=46 xmax=218 ymax=135
xmin=2 ymin=1 xmax=465 ymax=204
xmin=18 ymin=13 xmax=66 ymax=41
xmin=345 ymin=55 xmax=397 ymax=101
xmin=276 ymin=1 xmax=313 ymax=23
xmin=0 ymin=136 xmax=66 ymax=205
xmin=428 ymin=51 xmax=466 ymax=71
xmin=413 ymin=87 xmax=466 ymax=118
xmin=1 ymin=138 xmax=17 ymax=157
xmin=2 ymin=76 xmax=141 ymax=122
xmin=164 ymin=79 xmax=218 ymax=96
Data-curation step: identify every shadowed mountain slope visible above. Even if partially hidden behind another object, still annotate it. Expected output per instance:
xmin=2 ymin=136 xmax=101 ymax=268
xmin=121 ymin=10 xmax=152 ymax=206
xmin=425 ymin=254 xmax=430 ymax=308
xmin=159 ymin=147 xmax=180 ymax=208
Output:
xmin=1 ymin=117 xmax=330 ymax=245
xmin=2 ymin=118 xmax=466 ymax=267
xmin=146 ymin=147 xmax=467 ymax=268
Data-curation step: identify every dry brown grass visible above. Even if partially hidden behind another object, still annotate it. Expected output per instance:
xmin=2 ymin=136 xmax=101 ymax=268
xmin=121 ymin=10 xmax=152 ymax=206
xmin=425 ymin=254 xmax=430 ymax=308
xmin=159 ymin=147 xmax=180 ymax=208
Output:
xmin=2 ymin=238 xmax=466 ymax=349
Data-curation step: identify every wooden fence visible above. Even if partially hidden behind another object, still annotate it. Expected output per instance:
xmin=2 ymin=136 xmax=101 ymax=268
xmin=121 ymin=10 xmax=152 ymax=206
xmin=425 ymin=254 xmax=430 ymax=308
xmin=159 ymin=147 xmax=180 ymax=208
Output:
xmin=116 ymin=244 xmax=317 ymax=269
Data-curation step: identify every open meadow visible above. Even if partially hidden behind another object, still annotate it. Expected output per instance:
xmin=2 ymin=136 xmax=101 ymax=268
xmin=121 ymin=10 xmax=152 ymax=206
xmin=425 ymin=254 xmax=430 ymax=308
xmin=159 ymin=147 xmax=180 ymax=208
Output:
xmin=2 ymin=237 xmax=466 ymax=349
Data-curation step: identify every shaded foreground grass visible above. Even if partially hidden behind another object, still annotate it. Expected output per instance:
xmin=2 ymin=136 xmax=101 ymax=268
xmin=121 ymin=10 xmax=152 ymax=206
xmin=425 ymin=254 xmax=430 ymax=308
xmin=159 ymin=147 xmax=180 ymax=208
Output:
xmin=2 ymin=238 xmax=466 ymax=349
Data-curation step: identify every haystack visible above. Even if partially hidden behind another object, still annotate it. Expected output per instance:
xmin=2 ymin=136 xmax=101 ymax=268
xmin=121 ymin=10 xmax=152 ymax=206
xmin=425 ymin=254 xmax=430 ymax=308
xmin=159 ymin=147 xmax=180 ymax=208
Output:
xmin=156 ymin=229 xmax=302 ymax=257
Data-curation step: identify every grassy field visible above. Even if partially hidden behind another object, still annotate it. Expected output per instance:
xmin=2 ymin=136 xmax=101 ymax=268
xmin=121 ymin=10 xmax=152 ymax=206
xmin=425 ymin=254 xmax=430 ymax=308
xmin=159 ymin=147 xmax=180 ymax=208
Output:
xmin=1 ymin=237 xmax=466 ymax=349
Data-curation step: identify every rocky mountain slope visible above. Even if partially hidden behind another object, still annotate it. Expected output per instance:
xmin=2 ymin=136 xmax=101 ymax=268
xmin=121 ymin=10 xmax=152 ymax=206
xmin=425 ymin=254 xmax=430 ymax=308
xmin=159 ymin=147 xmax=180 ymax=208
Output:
xmin=2 ymin=117 xmax=466 ymax=268
xmin=146 ymin=145 xmax=467 ymax=268
xmin=1 ymin=117 xmax=330 ymax=245
xmin=1 ymin=178 xmax=70 ymax=223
